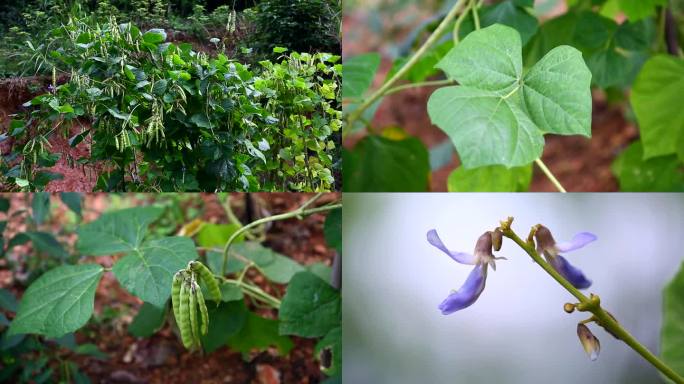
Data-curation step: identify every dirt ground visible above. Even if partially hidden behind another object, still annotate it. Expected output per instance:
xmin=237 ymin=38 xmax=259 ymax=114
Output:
xmin=0 ymin=193 xmax=340 ymax=383
xmin=343 ymin=6 xmax=638 ymax=192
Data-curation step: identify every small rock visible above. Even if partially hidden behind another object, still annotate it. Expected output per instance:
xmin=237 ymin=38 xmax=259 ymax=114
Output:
xmin=256 ymin=364 xmax=280 ymax=384
xmin=109 ymin=369 xmax=145 ymax=384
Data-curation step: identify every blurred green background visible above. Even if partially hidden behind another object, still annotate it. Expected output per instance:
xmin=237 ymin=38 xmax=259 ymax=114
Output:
xmin=343 ymin=193 xmax=684 ymax=383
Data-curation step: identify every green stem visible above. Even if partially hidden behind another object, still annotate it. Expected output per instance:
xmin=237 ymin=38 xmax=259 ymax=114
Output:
xmin=471 ymin=0 xmax=480 ymax=31
xmin=384 ymin=79 xmax=456 ymax=97
xmin=220 ymin=201 xmax=342 ymax=275
xmin=534 ymin=158 xmax=567 ymax=193
xmin=345 ymin=0 xmax=469 ymax=133
xmin=222 ymin=277 xmax=281 ymax=308
xmin=501 ymin=221 xmax=684 ymax=384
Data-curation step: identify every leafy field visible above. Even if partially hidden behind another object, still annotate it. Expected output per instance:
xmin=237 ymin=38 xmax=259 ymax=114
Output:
xmin=0 ymin=192 xmax=341 ymax=382
xmin=0 ymin=0 xmax=341 ymax=192
xmin=343 ymin=0 xmax=684 ymax=192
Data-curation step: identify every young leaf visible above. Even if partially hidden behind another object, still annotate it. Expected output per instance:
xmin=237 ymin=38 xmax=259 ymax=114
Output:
xmin=618 ymin=0 xmax=667 ymax=21
xmin=8 ymin=264 xmax=104 ymax=338
xmin=112 ymin=237 xmax=198 ymax=308
xmin=661 ymin=261 xmax=684 ymax=379
xmin=429 ymin=24 xmax=591 ymax=168
xmin=630 ymin=55 xmax=684 ymax=160
xmin=76 ymin=206 xmax=164 ymax=255
xmin=279 ymin=272 xmax=341 ymax=338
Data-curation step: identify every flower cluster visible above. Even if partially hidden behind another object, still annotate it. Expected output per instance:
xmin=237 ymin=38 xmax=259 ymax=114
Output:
xmin=427 ymin=224 xmax=595 ymax=314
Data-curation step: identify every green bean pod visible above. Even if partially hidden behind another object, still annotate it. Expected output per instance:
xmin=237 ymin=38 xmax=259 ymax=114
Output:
xmin=188 ymin=281 xmax=200 ymax=348
xmin=190 ymin=261 xmax=221 ymax=303
xmin=195 ymin=281 xmax=209 ymax=335
xmin=171 ymin=272 xmax=183 ymax=323
xmin=178 ymin=281 xmax=194 ymax=349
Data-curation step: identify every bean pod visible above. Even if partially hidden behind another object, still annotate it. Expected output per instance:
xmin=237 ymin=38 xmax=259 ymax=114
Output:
xmin=171 ymin=272 xmax=183 ymax=323
xmin=178 ymin=281 xmax=194 ymax=349
xmin=188 ymin=281 xmax=200 ymax=348
xmin=190 ymin=261 xmax=221 ymax=303
xmin=195 ymin=281 xmax=209 ymax=335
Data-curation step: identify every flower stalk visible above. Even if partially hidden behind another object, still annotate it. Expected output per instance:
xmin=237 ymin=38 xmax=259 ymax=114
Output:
xmin=499 ymin=217 xmax=684 ymax=384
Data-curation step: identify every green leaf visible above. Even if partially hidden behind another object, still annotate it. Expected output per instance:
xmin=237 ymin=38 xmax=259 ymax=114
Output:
xmin=315 ymin=326 xmax=341 ymax=376
xmin=152 ymin=80 xmax=168 ymax=96
xmin=112 ymin=237 xmax=199 ymax=308
xmin=630 ymin=55 xmax=684 ymax=159
xmin=615 ymin=18 xmax=656 ymax=51
xmin=8 ymin=264 xmax=104 ymax=338
xmin=661 ymin=261 xmax=684 ymax=380
xmin=324 ymin=208 xmax=341 ymax=255
xmin=343 ymin=135 xmax=429 ymax=191
xmin=230 ymin=242 xmax=305 ymax=284
xmin=196 ymin=223 xmax=242 ymax=248
xmin=342 ymin=53 xmax=381 ymax=99
xmin=524 ymin=12 xmax=579 ymax=65
xmin=460 ymin=1 xmax=538 ymax=46
xmin=437 ymin=24 xmax=522 ymax=95
xmin=219 ymin=283 xmax=244 ymax=302
xmin=447 ymin=164 xmax=532 ymax=191
xmin=585 ymin=48 xmax=633 ymax=88
xmin=521 ymin=45 xmax=592 ymax=136
xmin=59 ymin=192 xmax=82 ymax=217
xmin=10 ymin=232 xmax=68 ymax=259
xmin=190 ymin=113 xmax=212 ymax=128
xmin=307 ymin=262 xmax=332 ymax=285
xmin=428 ymin=87 xmax=544 ymax=167
xmin=74 ymin=343 xmax=108 ymax=360
xmin=279 ymin=272 xmax=341 ymax=338
xmin=0 ymin=197 xmax=9 ymax=212
xmin=611 ymin=141 xmax=684 ymax=191
xmin=227 ymin=312 xmax=293 ymax=356
xmin=572 ymin=11 xmax=617 ymax=50
xmin=618 ymin=0 xmax=666 ymax=21
xmin=32 ymin=192 xmax=50 ymax=225
xmin=76 ymin=206 xmax=164 ymax=255
xmin=129 ymin=302 xmax=166 ymax=338
xmin=200 ymin=300 xmax=247 ymax=353
xmin=143 ymin=29 xmax=167 ymax=44
xmin=430 ymin=24 xmax=591 ymax=168
xmin=0 ymin=288 xmax=18 ymax=312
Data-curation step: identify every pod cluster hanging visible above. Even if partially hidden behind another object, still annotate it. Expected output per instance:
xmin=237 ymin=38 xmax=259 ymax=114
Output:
xmin=171 ymin=261 xmax=222 ymax=350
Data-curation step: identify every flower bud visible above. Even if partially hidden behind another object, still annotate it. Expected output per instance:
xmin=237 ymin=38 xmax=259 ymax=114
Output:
xmin=491 ymin=228 xmax=503 ymax=251
xmin=577 ymin=323 xmax=600 ymax=361
xmin=564 ymin=303 xmax=576 ymax=313
xmin=474 ymin=231 xmax=493 ymax=257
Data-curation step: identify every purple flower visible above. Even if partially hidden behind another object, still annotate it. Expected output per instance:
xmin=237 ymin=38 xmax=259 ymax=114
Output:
xmin=534 ymin=225 xmax=596 ymax=289
xmin=427 ymin=229 xmax=505 ymax=314
xmin=47 ymin=84 xmax=56 ymax=94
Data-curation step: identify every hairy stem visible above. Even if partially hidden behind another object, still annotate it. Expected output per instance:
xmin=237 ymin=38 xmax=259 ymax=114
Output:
xmin=220 ymin=198 xmax=342 ymax=275
xmin=501 ymin=220 xmax=683 ymax=384
xmin=534 ymin=158 xmax=567 ymax=193
xmin=345 ymin=0 xmax=469 ymax=133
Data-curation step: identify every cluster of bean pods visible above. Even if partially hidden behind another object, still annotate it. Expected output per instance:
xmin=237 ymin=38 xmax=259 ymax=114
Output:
xmin=171 ymin=261 xmax=222 ymax=350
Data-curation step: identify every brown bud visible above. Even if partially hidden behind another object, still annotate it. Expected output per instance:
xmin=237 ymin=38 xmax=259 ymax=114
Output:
xmin=491 ymin=228 xmax=503 ymax=251
xmin=534 ymin=225 xmax=557 ymax=256
xmin=577 ymin=323 xmax=600 ymax=361
xmin=564 ymin=303 xmax=576 ymax=313
xmin=474 ymin=231 xmax=494 ymax=256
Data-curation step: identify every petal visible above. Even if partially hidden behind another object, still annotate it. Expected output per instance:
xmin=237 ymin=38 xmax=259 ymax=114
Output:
xmin=427 ymin=229 xmax=476 ymax=264
xmin=550 ymin=255 xmax=592 ymax=289
xmin=438 ymin=265 xmax=487 ymax=314
xmin=555 ymin=232 xmax=597 ymax=253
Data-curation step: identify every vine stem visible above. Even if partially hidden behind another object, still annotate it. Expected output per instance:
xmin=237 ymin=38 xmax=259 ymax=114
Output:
xmin=500 ymin=218 xmax=684 ymax=384
xmin=220 ymin=196 xmax=342 ymax=275
xmin=534 ymin=158 xmax=567 ymax=193
xmin=345 ymin=0 xmax=470 ymax=133
xmin=384 ymin=79 xmax=456 ymax=96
